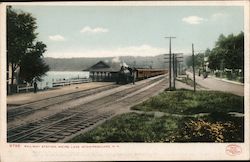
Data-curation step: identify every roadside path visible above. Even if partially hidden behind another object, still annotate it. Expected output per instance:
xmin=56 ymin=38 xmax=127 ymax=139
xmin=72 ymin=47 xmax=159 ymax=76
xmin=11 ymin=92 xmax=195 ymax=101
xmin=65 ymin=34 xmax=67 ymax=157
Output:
xmin=186 ymin=71 xmax=244 ymax=96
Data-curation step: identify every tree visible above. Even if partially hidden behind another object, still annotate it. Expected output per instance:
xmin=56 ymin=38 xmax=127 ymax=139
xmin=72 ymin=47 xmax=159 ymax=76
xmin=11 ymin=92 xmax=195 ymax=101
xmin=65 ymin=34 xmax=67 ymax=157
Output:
xmin=185 ymin=53 xmax=205 ymax=69
xmin=19 ymin=42 xmax=49 ymax=83
xmin=7 ymin=6 xmax=49 ymax=86
xmin=7 ymin=6 xmax=37 ymax=85
xmin=195 ymin=53 xmax=205 ymax=68
xmin=204 ymin=48 xmax=211 ymax=57
xmin=208 ymin=47 xmax=225 ymax=70
xmin=223 ymin=32 xmax=244 ymax=71
xmin=208 ymin=32 xmax=244 ymax=72
xmin=184 ymin=55 xmax=193 ymax=68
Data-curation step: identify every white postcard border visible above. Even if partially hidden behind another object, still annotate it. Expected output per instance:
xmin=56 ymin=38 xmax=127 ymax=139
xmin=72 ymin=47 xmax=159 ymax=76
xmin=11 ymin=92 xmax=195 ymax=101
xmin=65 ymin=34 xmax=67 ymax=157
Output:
xmin=0 ymin=1 xmax=249 ymax=161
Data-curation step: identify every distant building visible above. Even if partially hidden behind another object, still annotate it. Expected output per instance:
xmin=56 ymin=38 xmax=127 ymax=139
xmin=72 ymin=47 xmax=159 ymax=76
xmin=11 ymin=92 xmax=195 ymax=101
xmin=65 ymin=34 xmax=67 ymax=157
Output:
xmin=85 ymin=61 xmax=123 ymax=82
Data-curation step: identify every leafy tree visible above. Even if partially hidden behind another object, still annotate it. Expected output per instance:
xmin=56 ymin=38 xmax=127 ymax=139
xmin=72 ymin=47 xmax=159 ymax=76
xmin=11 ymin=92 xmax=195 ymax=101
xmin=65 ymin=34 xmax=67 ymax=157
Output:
xmin=204 ymin=48 xmax=211 ymax=57
xmin=208 ymin=32 xmax=244 ymax=72
xmin=7 ymin=6 xmax=49 ymax=85
xmin=184 ymin=55 xmax=192 ymax=68
xmin=195 ymin=53 xmax=205 ymax=68
xmin=7 ymin=6 xmax=37 ymax=85
xmin=215 ymin=34 xmax=226 ymax=47
xmin=185 ymin=53 xmax=205 ymax=69
xmin=208 ymin=47 xmax=225 ymax=70
xmin=19 ymin=42 xmax=49 ymax=83
xmin=224 ymin=32 xmax=244 ymax=71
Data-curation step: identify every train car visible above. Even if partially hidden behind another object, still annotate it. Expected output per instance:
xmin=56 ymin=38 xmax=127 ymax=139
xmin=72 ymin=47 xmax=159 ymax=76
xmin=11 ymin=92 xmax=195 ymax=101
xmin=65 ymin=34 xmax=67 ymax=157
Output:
xmin=116 ymin=66 xmax=167 ymax=84
xmin=135 ymin=68 xmax=167 ymax=80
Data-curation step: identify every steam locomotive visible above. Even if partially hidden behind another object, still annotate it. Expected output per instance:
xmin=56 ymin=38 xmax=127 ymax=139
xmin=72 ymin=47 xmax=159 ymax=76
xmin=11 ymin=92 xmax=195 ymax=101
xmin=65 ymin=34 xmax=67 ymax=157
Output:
xmin=116 ymin=66 xmax=134 ymax=84
xmin=116 ymin=66 xmax=167 ymax=84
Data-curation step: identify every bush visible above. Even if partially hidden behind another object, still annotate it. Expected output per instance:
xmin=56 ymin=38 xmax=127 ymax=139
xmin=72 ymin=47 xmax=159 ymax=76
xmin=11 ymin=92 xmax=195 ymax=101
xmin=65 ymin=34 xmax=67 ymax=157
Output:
xmin=171 ymin=115 xmax=244 ymax=142
xmin=215 ymin=71 xmax=220 ymax=77
xmin=238 ymin=77 xmax=244 ymax=83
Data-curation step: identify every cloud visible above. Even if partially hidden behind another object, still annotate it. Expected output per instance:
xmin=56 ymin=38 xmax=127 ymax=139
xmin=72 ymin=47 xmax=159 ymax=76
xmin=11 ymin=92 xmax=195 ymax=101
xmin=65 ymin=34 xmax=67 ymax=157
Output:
xmin=48 ymin=35 xmax=66 ymax=41
xmin=211 ymin=12 xmax=228 ymax=20
xmin=182 ymin=16 xmax=205 ymax=25
xmin=44 ymin=44 xmax=167 ymax=58
xmin=80 ymin=26 xmax=109 ymax=34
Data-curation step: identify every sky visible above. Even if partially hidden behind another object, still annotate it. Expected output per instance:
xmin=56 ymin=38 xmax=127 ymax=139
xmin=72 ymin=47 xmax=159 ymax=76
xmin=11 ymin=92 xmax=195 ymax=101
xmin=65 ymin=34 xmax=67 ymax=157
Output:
xmin=12 ymin=5 xmax=244 ymax=58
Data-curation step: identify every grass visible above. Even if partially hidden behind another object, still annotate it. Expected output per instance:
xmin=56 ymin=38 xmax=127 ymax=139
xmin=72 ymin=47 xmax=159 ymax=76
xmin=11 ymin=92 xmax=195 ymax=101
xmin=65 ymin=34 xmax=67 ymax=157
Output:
xmin=69 ymin=90 xmax=244 ymax=143
xmin=176 ymin=76 xmax=201 ymax=88
xmin=131 ymin=90 xmax=244 ymax=115
xmin=69 ymin=113 xmax=179 ymax=142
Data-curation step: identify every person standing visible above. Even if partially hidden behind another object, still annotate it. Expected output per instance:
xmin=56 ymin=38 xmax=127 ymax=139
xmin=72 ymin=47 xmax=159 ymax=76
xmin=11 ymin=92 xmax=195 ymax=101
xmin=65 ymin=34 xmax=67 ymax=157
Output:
xmin=34 ymin=81 xmax=37 ymax=93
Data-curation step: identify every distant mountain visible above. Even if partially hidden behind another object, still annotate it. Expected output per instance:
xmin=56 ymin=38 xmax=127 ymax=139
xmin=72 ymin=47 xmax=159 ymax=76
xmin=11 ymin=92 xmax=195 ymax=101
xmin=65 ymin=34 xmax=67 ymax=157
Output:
xmin=43 ymin=55 xmax=168 ymax=71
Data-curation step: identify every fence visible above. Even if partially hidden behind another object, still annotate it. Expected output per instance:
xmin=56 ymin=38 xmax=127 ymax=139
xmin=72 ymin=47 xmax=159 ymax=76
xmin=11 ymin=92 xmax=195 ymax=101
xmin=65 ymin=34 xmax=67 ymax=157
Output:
xmin=52 ymin=78 xmax=90 ymax=87
xmin=15 ymin=78 xmax=90 ymax=93
xmin=17 ymin=85 xmax=34 ymax=93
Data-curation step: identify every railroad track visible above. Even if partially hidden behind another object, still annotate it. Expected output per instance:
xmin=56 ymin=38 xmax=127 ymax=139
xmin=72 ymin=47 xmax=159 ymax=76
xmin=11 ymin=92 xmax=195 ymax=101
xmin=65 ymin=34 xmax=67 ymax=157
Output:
xmin=7 ymin=84 xmax=118 ymax=121
xmin=7 ymin=76 xmax=165 ymax=143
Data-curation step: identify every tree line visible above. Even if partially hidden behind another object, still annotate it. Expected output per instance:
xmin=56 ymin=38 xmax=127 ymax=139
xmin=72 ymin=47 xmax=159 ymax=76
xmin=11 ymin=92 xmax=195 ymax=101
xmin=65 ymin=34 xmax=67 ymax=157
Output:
xmin=185 ymin=32 xmax=244 ymax=78
xmin=208 ymin=32 xmax=244 ymax=73
xmin=7 ymin=6 xmax=49 ymax=88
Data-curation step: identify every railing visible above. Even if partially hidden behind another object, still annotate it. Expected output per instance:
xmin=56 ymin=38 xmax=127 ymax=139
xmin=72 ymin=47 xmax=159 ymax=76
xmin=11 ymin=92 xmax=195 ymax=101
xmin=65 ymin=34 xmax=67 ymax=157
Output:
xmin=17 ymin=85 xmax=34 ymax=93
xmin=52 ymin=78 xmax=90 ymax=87
xmin=16 ymin=78 xmax=90 ymax=93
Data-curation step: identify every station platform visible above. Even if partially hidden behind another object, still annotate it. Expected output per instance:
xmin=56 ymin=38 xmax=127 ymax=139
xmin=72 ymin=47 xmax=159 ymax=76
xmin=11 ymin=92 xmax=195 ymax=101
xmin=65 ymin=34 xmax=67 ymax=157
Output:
xmin=7 ymin=82 xmax=114 ymax=106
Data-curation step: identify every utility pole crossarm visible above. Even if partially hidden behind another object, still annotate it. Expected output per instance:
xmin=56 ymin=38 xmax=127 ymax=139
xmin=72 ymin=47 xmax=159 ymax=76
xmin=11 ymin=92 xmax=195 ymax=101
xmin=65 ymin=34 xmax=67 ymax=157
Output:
xmin=165 ymin=37 xmax=177 ymax=39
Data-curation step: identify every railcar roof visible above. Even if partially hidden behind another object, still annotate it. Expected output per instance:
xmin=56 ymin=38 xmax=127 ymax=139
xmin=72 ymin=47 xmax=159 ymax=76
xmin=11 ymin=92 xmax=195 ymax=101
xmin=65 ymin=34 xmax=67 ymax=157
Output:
xmin=136 ymin=68 xmax=167 ymax=71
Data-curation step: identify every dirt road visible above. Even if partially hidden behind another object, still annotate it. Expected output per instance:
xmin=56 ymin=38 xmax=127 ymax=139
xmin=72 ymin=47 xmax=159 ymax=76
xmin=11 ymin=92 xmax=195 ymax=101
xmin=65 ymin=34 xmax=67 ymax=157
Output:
xmin=186 ymin=71 xmax=244 ymax=96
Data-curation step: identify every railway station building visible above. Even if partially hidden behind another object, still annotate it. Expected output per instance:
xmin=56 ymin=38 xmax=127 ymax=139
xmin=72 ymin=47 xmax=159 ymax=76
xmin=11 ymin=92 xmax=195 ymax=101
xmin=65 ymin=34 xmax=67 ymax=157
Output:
xmin=85 ymin=61 xmax=122 ymax=82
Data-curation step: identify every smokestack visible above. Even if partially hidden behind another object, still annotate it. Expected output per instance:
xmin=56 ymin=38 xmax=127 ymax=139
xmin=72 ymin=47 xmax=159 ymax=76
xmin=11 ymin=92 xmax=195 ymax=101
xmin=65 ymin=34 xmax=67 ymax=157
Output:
xmin=122 ymin=61 xmax=128 ymax=67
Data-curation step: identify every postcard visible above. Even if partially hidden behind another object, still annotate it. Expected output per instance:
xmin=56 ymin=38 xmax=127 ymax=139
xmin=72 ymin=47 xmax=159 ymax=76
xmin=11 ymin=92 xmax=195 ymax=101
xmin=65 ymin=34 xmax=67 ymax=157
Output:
xmin=0 ymin=1 xmax=249 ymax=161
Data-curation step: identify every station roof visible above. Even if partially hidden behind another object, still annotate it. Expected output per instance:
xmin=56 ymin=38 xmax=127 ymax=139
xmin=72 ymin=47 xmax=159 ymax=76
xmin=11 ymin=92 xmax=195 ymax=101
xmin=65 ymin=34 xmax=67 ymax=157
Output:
xmin=85 ymin=61 xmax=122 ymax=72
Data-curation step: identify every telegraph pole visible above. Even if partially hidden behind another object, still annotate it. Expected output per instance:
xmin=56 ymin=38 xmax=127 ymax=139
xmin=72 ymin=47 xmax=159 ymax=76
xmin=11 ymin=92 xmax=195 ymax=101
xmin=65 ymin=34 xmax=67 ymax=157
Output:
xmin=192 ymin=43 xmax=196 ymax=92
xmin=172 ymin=53 xmax=183 ymax=89
xmin=179 ymin=63 xmax=181 ymax=75
xmin=174 ymin=55 xmax=178 ymax=88
xmin=165 ymin=36 xmax=176 ymax=90
xmin=173 ymin=54 xmax=175 ymax=89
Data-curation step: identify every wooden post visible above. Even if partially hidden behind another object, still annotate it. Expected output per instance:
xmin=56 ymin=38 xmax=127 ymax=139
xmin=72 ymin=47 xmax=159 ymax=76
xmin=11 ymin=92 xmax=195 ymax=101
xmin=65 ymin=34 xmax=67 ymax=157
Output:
xmin=169 ymin=39 xmax=172 ymax=90
xmin=173 ymin=54 xmax=175 ymax=89
xmin=176 ymin=59 xmax=178 ymax=77
xmin=192 ymin=43 xmax=196 ymax=92
xmin=178 ymin=62 xmax=181 ymax=75
xmin=165 ymin=36 xmax=176 ymax=90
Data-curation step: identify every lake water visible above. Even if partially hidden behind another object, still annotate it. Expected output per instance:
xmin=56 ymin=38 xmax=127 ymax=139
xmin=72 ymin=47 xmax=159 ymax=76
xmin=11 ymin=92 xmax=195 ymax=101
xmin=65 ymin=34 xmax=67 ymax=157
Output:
xmin=37 ymin=71 xmax=89 ymax=89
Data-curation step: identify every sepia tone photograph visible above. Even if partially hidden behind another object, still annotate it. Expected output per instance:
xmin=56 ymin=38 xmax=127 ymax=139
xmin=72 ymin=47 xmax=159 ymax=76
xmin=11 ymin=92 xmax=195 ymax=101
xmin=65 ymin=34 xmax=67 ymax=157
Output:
xmin=0 ymin=1 xmax=249 ymax=161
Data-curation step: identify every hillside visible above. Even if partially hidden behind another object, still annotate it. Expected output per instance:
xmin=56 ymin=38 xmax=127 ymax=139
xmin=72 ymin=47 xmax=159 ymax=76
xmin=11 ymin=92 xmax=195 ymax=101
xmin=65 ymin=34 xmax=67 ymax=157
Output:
xmin=43 ymin=55 xmax=169 ymax=71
